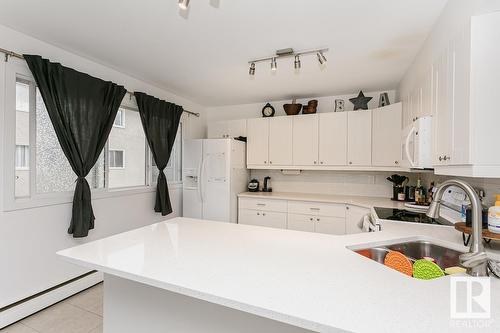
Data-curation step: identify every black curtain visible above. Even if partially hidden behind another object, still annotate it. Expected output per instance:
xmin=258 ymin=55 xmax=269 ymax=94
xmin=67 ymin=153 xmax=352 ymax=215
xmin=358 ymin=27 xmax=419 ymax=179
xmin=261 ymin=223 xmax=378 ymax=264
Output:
xmin=134 ymin=92 xmax=183 ymax=216
xmin=24 ymin=55 xmax=126 ymax=238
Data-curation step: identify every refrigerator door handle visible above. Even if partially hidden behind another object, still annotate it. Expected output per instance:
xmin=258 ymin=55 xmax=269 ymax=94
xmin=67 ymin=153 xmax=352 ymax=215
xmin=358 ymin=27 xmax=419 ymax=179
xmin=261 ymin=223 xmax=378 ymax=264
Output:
xmin=199 ymin=154 xmax=208 ymax=203
xmin=197 ymin=158 xmax=203 ymax=202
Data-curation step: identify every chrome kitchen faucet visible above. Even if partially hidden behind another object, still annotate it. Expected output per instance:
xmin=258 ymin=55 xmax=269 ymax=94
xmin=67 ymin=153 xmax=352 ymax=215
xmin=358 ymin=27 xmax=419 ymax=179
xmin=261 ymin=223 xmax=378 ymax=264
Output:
xmin=427 ymin=179 xmax=500 ymax=277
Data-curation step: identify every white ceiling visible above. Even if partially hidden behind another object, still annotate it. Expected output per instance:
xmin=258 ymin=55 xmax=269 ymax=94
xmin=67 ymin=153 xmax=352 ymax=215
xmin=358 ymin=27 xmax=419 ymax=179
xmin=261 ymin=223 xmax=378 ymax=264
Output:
xmin=0 ymin=0 xmax=447 ymax=106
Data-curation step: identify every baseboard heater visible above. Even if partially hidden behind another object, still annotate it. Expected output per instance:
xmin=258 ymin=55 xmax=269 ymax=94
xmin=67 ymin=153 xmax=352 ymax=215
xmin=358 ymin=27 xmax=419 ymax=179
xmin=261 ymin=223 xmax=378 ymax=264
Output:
xmin=0 ymin=270 xmax=103 ymax=329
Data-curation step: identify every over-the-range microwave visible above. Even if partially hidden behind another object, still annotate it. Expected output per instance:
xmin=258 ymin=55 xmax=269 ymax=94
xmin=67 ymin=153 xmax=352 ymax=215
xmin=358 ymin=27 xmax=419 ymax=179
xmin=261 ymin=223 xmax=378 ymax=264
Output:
xmin=401 ymin=116 xmax=433 ymax=169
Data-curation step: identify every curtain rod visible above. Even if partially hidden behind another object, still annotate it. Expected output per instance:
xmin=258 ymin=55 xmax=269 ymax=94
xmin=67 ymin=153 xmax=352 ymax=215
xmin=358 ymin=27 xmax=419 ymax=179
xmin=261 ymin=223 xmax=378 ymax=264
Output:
xmin=0 ymin=47 xmax=200 ymax=117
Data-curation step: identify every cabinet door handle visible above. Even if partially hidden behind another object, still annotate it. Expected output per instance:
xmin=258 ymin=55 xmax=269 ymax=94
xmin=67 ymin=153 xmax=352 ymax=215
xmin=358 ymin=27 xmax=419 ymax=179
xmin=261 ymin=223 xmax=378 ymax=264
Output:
xmin=349 ymin=161 xmax=353 ymax=165
xmin=310 ymin=217 xmax=314 ymax=221
xmin=269 ymin=161 xmax=273 ymax=164
xmin=438 ymin=156 xmax=443 ymax=161
xmin=310 ymin=207 xmax=320 ymax=211
xmin=346 ymin=206 xmax=350 ymax=210
xmin=257 ymin=212 xmax=260 ymax=216
xmin=320 ymin=161 xmax=324 ymax=164
xmin=316 ymin=218 xmax=320 ymax=222
xmin=264 ymin=161 xmax=267 ymax=164
xmin=262 ymin=213 xmax=266 ymax=216
xmin=314 ymin=161 xmax=317 ymax=164
xmin=395 ymin=160 xmax=399 ymax=165
xmin=257 ymin=203 xmax=266 ymax=206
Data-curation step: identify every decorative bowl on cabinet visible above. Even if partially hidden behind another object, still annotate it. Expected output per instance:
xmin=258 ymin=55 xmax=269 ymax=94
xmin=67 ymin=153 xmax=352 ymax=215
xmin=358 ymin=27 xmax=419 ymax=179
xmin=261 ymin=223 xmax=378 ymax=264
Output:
xmin=283 ymin=103 xmax=302 ymax=115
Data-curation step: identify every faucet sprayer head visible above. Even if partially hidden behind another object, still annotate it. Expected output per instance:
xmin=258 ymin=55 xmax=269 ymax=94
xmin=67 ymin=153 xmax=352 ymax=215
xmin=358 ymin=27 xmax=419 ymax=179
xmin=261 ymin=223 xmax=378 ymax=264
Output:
xmin=426 ymin=200 xmax=441 ymax=219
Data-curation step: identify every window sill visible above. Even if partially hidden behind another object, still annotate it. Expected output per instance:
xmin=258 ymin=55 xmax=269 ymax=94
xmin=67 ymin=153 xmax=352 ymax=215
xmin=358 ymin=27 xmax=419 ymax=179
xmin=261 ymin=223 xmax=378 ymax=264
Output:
xmin=3 ymin=183 xmax=183 ymax=212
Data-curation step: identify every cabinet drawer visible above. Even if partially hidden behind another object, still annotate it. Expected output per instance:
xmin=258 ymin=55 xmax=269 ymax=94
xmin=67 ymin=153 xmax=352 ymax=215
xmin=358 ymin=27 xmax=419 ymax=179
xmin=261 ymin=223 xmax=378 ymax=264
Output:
xmin=287 ymin=213 xmax=315 ymax=232
xmin=239 ymin=197 xmax=287 ymax=212
xmin=288 ymin=201 xmax=345 ymax=217
xmin=239 ymin=209 xmax=287 ymax=229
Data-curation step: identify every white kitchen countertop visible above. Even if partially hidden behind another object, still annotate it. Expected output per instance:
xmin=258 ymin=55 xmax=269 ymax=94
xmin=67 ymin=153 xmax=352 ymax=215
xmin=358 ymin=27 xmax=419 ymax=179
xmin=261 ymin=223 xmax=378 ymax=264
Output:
xmin=58 ymin=214 xmax=500 ymax=332
xmin=238 ymin=191 xmax=408 ymax=210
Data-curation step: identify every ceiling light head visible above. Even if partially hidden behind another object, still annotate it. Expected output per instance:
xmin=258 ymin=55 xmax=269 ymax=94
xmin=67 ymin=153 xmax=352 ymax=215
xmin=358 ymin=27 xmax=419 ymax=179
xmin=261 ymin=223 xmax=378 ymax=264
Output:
xmin=271 ymin=57 xmax=277 ymax=71
xmin=317 ymin=52 xmax=327 ymax=65
xmin=249 ymin=62 xmax=256 ymax=76
xmin=294 ymin=55 xmax=301 ymax=69
xmin=178 ymin=0 xmax=190 ymax=10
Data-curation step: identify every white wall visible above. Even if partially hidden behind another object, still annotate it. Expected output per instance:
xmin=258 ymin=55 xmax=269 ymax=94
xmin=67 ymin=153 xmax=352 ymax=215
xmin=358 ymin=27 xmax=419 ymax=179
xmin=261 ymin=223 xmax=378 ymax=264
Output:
xmin=206 ymin=90 xmax=397 ymax=121
xmin=398 ymin=0 xmax=500 ymax=98
xmin=0 ymin=24 xmax=206 ymax=309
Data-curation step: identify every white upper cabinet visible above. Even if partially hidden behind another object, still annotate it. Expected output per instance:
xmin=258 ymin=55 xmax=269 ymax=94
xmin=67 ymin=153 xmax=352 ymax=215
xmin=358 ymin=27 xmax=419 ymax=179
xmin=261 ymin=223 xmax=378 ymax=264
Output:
xmin=293 ymin=115 xmax=319 ymax=166
xmin=450 ymin=24 xmax=471 ymax=166
xmin=372 ymin=103 xmax=402 ymax=167
xmin=318 ymin=112 xmax=347 ymax=166
xmin=347 ymin=110 xmax=372 ymax=166
xmin=268 ymin=117 xmax=293 ymax=166
xmin=245 ymin=105 xmax=402 ymax=171
xmin=401 ymin=12 xmax=500 ymax=177
xmin=208 ymin=119 xmax=247 ymax=139
xmin=246 ymin=118 xmax=269 ymax=166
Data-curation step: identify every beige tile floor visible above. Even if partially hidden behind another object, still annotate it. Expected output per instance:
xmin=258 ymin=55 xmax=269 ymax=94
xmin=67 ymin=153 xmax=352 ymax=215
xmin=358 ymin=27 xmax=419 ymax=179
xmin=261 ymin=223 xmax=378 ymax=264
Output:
xmin=1 ymin=283 xmax=103 ymax=333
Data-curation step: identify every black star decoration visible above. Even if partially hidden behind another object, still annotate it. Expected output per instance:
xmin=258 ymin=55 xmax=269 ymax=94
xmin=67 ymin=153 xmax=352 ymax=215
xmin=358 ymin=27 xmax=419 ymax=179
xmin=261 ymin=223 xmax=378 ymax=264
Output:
xmin=349 ymin=91 xmax=372 ymax=110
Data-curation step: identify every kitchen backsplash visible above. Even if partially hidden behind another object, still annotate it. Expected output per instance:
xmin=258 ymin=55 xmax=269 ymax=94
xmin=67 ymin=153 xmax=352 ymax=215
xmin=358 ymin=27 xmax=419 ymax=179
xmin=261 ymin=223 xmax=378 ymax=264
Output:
xmin=250 ymin=170 xmax=416 ymax=198
xmin=250 ymin=170 xmax=500 ymax=205
xmin=421 ymin=174 xmax=500 ymax=207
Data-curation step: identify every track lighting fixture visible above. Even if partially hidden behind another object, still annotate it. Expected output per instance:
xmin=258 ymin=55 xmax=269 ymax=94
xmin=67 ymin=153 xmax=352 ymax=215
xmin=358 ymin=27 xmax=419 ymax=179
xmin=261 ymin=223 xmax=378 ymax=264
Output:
xmin=248 ymin=47 xmax=328 ymax=76
xmin=294 ymin=55 xmax=301 ymax=69
xmin=178 ymin=0 xmax=190 ymax=10
xmin=271 ymin=57 xmax=277 ymax=71
xmin=317 ymin=51 xmax=327 ymax=65
xmin=249 ymin=62 xmax=256 ymax=76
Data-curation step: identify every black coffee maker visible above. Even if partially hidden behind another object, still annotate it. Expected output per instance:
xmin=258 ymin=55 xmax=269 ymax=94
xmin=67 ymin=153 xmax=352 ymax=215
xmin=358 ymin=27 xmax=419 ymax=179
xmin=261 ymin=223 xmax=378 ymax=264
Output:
xmin=262 ymin=176 xmax=272 ymax=192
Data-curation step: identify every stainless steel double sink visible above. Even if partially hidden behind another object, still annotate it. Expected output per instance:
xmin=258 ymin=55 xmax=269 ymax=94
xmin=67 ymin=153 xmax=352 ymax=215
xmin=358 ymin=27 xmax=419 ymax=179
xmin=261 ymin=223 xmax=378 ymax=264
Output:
xmin=348 ymin=238 xmax=465 ymax=276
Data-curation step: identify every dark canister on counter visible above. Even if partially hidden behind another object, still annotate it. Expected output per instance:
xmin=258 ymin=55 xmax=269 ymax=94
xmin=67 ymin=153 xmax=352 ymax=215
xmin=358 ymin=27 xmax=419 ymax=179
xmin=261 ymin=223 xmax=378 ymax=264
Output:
xmin=405 ymin=186 xmax=416 ymax=201
xmin=465 ymin=206 xmax=489 ymax=227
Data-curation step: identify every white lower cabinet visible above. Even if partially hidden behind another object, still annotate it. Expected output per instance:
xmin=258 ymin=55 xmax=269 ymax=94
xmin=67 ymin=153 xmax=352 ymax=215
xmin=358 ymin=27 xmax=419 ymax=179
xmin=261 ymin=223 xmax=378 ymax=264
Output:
xmin=287 ymin=214 xmax=345 ymax=235
xmin=239 ymin=197 xmax=369 ymax=235
xmin=345 ymin=205 xmax=371 ymax=234
xmin=315 ymin=216 xmax=346 ymax=235
xmin=287 ymin=213 xmax=315 ymax=232
xmin=239 ymin=209 xmax=287 ymax=229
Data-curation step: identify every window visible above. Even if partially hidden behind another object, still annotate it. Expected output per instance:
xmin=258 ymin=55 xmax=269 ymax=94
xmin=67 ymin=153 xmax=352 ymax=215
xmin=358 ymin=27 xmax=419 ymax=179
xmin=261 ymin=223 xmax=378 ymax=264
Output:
xmin=16 ymin=81 xmax=29 ymax=112
xmin=34 ymin=87 xmax=105 ymax=194
xmin=109 ymin=150 xmax=124 ymax=168
xmin=14 ymin=76 xmax=104 ymax=198
xmin=9 ymin=68 xmax=183 ymax=207
xmin=15 ymin=145 xmax=29 ymax=169
xmin=113 ymin=109 xmax=125 ymax=128
xmin=108 ymin=108 xmax=147 ymax=189
xmin=15 ymin=78 xmax=31 ymax=198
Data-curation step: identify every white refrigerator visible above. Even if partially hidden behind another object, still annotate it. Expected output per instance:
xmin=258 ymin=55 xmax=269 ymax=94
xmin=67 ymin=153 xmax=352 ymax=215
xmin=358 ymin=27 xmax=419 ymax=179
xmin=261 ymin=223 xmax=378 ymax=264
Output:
xmin=182 ymin=139 xmax=248 ymax=223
